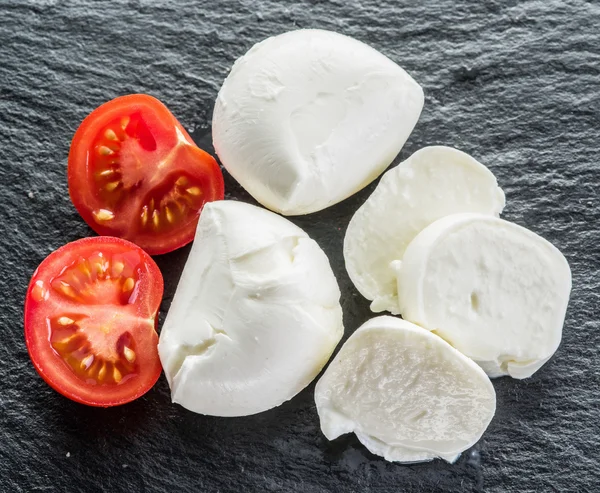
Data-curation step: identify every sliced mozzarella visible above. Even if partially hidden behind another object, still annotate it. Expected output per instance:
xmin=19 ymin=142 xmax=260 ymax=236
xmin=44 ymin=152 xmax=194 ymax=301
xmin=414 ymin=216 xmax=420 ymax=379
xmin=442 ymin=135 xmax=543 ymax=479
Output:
xmin=397 ymin=213 xmax=571 ymax=379
xmin=212 ymin=29 xmax=424 ymax=216
xmin=315 ymin=316 xmax=496 ymax=463
xmin=344 ymin=146 xmax=505 ymax=314
xmin=158 ymin=201 xmax=343 ymax=416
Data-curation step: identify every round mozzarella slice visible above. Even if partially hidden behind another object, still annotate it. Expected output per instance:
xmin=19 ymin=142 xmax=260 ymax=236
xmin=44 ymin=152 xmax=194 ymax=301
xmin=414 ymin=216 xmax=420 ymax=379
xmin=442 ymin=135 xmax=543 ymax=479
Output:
xmin=212 ymin=29 xmax=424 ymax=216
xmin=315 ymin=316 xmax=496 ymax=463
xmin=397 ymin=213 xmax=572 ymax=379
xmin=344 ymin=146 xmax=505 ymax=314
xmin=158 ymin=201 xmax=343 ymax=416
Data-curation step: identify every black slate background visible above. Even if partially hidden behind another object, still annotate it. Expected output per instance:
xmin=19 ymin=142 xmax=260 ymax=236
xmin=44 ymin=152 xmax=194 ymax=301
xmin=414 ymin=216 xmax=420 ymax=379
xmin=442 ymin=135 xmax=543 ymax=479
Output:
xmin=1 ymin=1 xmax=599 ymax=492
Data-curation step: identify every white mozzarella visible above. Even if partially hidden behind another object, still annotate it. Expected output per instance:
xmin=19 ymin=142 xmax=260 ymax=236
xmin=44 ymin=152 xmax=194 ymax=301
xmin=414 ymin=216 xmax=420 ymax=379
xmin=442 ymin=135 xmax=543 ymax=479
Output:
xmin=344 ymin=146 xmax=505 ymax=314
xmin=397 ymin=213 xmax=571 ymax=379
xmin=212 ymin=29 xmax=424 ymax=216
xmin=158 ymin=200 xmax=343 ymax=416
xmin=315 ymin=316 xmax=496 ymax=463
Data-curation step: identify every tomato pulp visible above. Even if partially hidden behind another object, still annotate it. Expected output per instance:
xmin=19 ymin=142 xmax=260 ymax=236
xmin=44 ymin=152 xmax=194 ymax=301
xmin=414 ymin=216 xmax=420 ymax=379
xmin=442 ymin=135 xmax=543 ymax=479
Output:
xmin=68 ymin=94 xmax=224 ymax=255
xmin=24 ymin=236 xmax=164 ymax=406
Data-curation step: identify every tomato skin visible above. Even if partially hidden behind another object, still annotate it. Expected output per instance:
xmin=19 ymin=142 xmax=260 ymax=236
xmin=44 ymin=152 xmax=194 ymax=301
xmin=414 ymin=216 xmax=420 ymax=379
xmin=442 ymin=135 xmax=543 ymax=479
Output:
xmin=68 ymin=94 xmax=225 ymax=255
xmin=24 ymin=236 xmax=164 ymax=407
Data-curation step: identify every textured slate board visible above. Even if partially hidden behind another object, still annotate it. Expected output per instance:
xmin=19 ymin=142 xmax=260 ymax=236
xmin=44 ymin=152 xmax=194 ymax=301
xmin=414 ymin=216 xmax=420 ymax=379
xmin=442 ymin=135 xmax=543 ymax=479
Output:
xmin=1 ymin=0 xmax=599 ymax=492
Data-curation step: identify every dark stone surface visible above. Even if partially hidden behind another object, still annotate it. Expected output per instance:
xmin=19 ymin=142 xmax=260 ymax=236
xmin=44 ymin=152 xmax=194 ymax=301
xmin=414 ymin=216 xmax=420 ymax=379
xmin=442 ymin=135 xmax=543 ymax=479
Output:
xmin=1 ymin=0 xmax=598 ymax=491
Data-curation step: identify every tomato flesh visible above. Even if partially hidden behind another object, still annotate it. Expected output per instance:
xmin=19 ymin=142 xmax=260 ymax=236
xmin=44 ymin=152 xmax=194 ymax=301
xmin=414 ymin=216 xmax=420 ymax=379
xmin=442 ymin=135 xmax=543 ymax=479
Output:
xmin=68 ymin=94 xmax=224 ymax=255
xmin=24 ymin=236 xmax=164 ymax=406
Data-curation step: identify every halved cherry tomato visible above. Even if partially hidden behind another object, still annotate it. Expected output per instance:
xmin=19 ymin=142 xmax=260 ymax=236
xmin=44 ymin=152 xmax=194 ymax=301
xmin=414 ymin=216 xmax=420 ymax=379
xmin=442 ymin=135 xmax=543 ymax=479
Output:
xmin=24 ymin=236 xmax=163 ymax=407
xmin=68 ymin=94 xmax=224 ymax=255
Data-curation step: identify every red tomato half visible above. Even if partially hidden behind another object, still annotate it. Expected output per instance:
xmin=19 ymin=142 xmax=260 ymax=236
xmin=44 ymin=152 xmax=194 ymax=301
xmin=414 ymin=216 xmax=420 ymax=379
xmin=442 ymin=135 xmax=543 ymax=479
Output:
xmin=24 ymin=236 xmax=164 ymax=407
xmin=68 ymin=94 xmax=224 ymax=255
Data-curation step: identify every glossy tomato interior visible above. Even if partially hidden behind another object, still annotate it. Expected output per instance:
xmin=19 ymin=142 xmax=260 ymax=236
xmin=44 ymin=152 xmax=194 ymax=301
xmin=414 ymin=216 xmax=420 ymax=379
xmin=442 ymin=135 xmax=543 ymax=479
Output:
xmin=24 ymin=236 xmax=164 ymax=407
xmin=68 ymin=94 xmax=224 ymax=255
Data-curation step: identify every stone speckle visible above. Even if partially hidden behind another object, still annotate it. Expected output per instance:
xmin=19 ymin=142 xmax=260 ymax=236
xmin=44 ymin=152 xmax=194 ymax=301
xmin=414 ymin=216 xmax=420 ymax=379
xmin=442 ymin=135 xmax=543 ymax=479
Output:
xmin=1 ymin=1 xmax=599 ymax=492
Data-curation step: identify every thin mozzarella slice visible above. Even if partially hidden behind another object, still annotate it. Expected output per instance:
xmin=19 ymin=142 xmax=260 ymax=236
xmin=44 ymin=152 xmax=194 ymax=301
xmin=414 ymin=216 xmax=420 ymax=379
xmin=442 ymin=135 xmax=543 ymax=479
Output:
xmin=344 ymin=146 xmax=505 ymax=314
xmin=397 ymin=213 xmax=571 ymax=379
xmin=158 ymin=201 xmax=343 ymax=416
xmin=315 ymin=316 xmax=496 ymax=463
xmin=212 ymin=29 xmax=424 ymax=216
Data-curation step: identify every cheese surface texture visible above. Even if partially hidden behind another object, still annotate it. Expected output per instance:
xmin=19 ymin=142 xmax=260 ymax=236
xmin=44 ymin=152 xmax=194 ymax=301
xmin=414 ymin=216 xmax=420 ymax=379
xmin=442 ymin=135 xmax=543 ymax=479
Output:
xmin=212 ymin=29 xmax=424 ymax=216
xmin=344 ymin=146 xmax=505 ymax=314
xmin=158 ymin=201 xmax=343 ymax=416
xmin=315 ymin=316 xmax=496 ymax=463
xmin=397 ymin=213 xmax=572 ymax=379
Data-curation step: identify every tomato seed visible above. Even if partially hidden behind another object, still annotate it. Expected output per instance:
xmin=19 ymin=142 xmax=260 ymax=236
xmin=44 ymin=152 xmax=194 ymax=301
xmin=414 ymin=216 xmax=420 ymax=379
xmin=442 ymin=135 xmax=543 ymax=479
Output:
xmin=164 ymin=206 xmax=174 ymax=223
xmin=56 ymin=281 xmax=77 ymax=299
xmin=98 ymin=146 xmax=114 ymax=156
xmin=140 ymin=206 xmax=149 ymax=227
xmin=93 ymin=209 xmax=115 ymax=222
xmin=186 ymin=186 xmax=201 ymax=196
xmin=122 ymin=278 xmax=135 ymax=293
xmin=98 ymin=363 xmax=107 ymax=381
xmin=80 ymin=354 xmax=94 ymax=370
xmin=112 ymin=261 xmax=124 ymax=277
xmin=123 ymin=346 xmax=136 ymax=363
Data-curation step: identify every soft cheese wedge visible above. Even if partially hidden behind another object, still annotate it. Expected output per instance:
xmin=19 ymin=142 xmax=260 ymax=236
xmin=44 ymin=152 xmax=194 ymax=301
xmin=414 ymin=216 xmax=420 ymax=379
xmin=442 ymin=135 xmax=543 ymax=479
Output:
xmin=344 ymin=146 xmax=505 ymax=314
xmin=212 ymin=29 xmax=424 ymax=216
xmin=158 ymin=201 xmax=343 ymax=416
xmin=315 ymin=316 xmax=496 ymax=463
xmin=397 ymin=214 xmax=571 ymax=379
